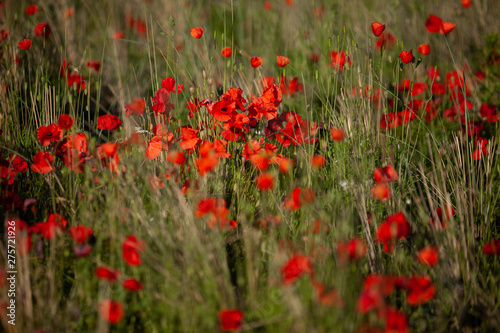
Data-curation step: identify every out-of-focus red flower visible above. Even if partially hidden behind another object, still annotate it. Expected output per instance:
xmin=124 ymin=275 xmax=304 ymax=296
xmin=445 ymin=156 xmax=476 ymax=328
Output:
xmin=276 ymin=55 xmax=290 ymax=67
xmin=376 ymin=33 xmax=396 ymax=50
xmin=384 ymin=307 xmax=409 ymax=333
xmin=479 ymin=104 xmax=498 ymax=122
xmin=373 ymin=165 xmax=398 ymax=183
xmin=221 ymin=47 xmax=232 ymax=58
xmin=376 ymin=212 xmax=411 ymax=253
xmin=190 ymin=27 xmax=203 ymax=39
xmin=371 ymin=22 xmax=385 ymax=37
xmin=26 ymin=5 xmax=38 ymax=15
xmin=284 ymin=187 xmax=315 ymax=211
xmin=330 ymin=50 xmax=351 ymax=71
xmin=337 ymin=238 xmax=367 ymax=263
xmin=406 ymin=275 xmax=436 ymax=305
xmin=482 ymin=238 xmax=500 ymax=256
xmin=122 ymin=278 xmax=144 ymax=291
xmin=122 ymin=235 xmax=144 ymax=266
xmin=113 ymin=31 xmax=125 ymax=39
xmin=255 ymin=173 xmax=274 ymax=191
xmin=330 ymin=127 xmax=345 ymax=141
xmin=440 ymin=22 xmax=456 ymax=35
xmin=34 ymin=22 xmax=51 ymax=39
xmin=86 ymin=60 xmax=101 ymax=72
xmin=462 ymin=0 xmax=471 ymax=8
xmin=281 ymin=254 xmax=313 ymax=285
xmin=219 ymin=309 xmax=243 ymax=332
xmin=418 ymin=43 xmax=430 ymax=55
xmin=99 ymin=300 xmax=124 ymax=324
xmin=429 ymin=206 xmax=455 ymax=228
xmin=417 ymin=246 xmax=439 ymax=267
xmin=18 ymin=39 xmax=32 ymax=50
xmin=425 ymin=14 xmax=443 ymax=33
xmin=371 ymin=183 xmax=390 ymax=201
xmin=311 ymin=155 xmax=326 ymax=169
xmin=95 ymin=267 xmax=120 ymax=283
xmin=69 ymin=226 xmax=93 ymax=244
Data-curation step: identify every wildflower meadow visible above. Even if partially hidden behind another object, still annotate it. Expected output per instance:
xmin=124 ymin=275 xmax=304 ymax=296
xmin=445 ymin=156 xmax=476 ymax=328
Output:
xmin=0 ymin=0 xmax=499 ymax=332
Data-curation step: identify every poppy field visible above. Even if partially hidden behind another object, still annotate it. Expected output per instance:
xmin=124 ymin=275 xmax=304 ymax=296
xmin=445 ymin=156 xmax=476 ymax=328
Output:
xmin=1 ymin=0 xmax=500 ymax=332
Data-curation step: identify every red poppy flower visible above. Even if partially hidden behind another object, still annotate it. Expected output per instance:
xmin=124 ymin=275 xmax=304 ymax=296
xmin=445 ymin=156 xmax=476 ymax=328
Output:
xmin=263 ymin=1 xmax=271 ymax=10
xmin=9 ymin=155 xmax=28 ymax=173
xmin=284 ymin=187 xmax=315 ymax=211
xmin=221 ymin=47 xmax=232 ymax=58
xmin=337 ymin=238 xmax=367 ymax=263
xmin=99 ymin=300 xmax=124 ymax=325
xmin=406 ymin=275 xmax=435 ymax=305
xmin=462 ymin=0 xmax=471 ymax=8
xmin=18 ymin=39 xmax=32 ymax=50
xmin=34 ymin=22 xmax=51 ymax=39
xmin=69 ymin=225 xmax=93 ymax=244
xmin=255 ymin=173 xmax=274 ymax=191
xmin=371 ymin=22 xmax=385 ymax=37
xmin=190 ymin=27 xmax=203 ymax=39
xmin=97 ymin=115 xmax=121 ymax=131
xmin=66 ymin=8 xmax=75 ymax=17
xmin=373 ymin=165 xmax=398 ymax=183
xmin=122 ymin=235 xmax=144 ymax=266
xmin=311 ymin=155 xmax=326 ymax=169
xmin=113 ymin=31 xmax=125 ymax=39
xmin=166 ymin=151 xmax=186 ymax=165
xmin=276 ymin=55 xmax=290 ymax=67
xmin=31 ymin=151 xmax=54 ymax=174
xmin=429 ymin=206 xmax=455 ymax=228
xmin=86 ymin=60 xmax=101 ymax=72
xmin=95 ymin=267 xmax=120 ymax=283
xmin=376 ymin=212 xmax=411 ymax=253
xmin=58 ymin=114 xmax=74 ymax=129
xmin=425 ymin=14 xmax=443 ymax=33
xmin=330 ymin=127 xmax=345 ymax=141
xmin=482 ymin=238 xmax=500 ymax=256
xmin=37 ymin=124 xmax=62 ymax=146
xmin=122 ymin=278 xmax=144 ymax=291
xmin=417 ymin=246 xmax=439 ymax=267
xmin=251 ymin=56 xmax=263 ymax=68
xmin=479 ymin=104 xmax=498 ymax=122
xmin=371 ymin=183 xmax=390 ymax=201
xmin=281 ymin=254 xmax=313 ymax=285
xmin=195 ymin=141 xmax=219 ymax=176
xmin=399 ymin=50 xmax=414 ymax=64
xmin=418 ymin=44 xmax=430 ymax=55
xmin=376 ymin=33 xmax=396 ymax=50
xmin=135 ymin=19 xmax=147 ymax=34
xmin=219 ymin=309 xmax=243 ymax=332
xmin=440 ymin=22 xmax=456 ymax=35
xmin=384 ymin=307 xmax=409 ymax=333
xmin=330 ymin=51 xmax=351 ymax=71
xmin=26 ymin=4 xmax=38 ymax=15
xmin=145 ymin=133 xmax=174 ymax=160
xmin=179 ymin=126 xmax=201 ymax=150
xmin=67 ymin=74 xmax=86 ymax=92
